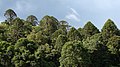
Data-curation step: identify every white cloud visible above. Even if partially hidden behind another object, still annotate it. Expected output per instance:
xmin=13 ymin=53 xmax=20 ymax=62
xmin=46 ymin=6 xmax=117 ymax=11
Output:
xmin=65 ymin=14 xmax=80 ymax=22
xmin=65 ymin=8 xmax=80 ymax=22
xmin=70 ymin=8 xmax=80 ymax=16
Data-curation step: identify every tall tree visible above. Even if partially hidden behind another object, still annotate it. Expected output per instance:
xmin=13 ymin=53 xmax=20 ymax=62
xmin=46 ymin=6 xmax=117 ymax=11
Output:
xmin=4 ymin=9 xmax=17 ymax=24
xmin=40 ymin=15 xmax=59 ymax=36
xmin=83 ymin=33 xmax=111 ymax=67
xmin=59 ymin=20 xmax=71 ymax=31
xmin=67 ymin=27 xmax=82 ymax=41
xmin=7 ymin=18 xmax=25 ymax=43
xmin=12 ymin=38 xmax=37 ymax=67
xmin=101 ymin=19 xmax=119 ymax=44
xmin=107 ymin=36 xmax=120 ymax=66
xmin=26 ymin=15 xmax=38 ymax=26
xmin=27 ymin=31 xmax=49 ymax=45
xmin=0 ymin=41 xmax=14 ymax=67
xmin=51 ymin=29 xmax=66 ymax=45
xmin=83 ymin=21 xmax=100 ymax=39
xmin=59 ymin=41 xmax=91 ymax=67
xmin=54 ymin=35 xmax=67 ymax=53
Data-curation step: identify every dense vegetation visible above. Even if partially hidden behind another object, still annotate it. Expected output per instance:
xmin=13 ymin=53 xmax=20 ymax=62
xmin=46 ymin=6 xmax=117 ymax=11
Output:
xmin=0 ymin=9 xmax=120 ymax=67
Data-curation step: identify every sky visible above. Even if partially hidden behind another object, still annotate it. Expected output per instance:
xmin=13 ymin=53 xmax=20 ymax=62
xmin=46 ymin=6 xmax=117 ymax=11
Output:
xmin=1 ymin=0 xmax=120 ymax=30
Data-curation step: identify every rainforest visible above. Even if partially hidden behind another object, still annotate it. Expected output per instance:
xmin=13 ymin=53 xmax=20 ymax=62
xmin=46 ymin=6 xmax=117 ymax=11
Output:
xmin=0 ymin=9 xmax=120 ymax=67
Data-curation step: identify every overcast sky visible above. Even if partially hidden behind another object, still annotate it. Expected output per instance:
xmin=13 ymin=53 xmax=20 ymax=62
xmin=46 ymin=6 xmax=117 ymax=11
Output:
xmin=1 ymin=0 xmax=120 ymax=30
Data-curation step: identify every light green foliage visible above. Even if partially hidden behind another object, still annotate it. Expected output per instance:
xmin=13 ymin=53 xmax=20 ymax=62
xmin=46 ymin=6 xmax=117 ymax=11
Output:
xmin=106 ymin=36 xmax=120 ymax=66
xmin=83 ymin=21 xmax=100 ymax=39
xmin=0 ymin=41 xmax=14 ymax=67
xmin=67 ymin=27 xmax=82 ymax=41
xmin=12 ymin=38 xmax=37 ymax=67
xmin=83 ymin=33 xmax=103 ymax=52
xmin=59 ymin=41 xmax=90 ymax=67
xmin=51 ymin=29 xmax=66 ymax=45
xmin=55 ymin=35 xmax=67 ymax=53
xmin=0 ymin=24 xmax=8 ymax=41
xmin=27 ymin=31 xmax=49 ymax=45
xmin=32 ymin=26 xmax=41 ymax=33
xmin=107 ymin=36 xmax=120 ymax=54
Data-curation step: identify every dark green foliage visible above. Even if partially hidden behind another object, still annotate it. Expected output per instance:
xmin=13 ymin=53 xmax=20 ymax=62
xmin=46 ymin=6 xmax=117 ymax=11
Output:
xmin=26 ymin=15 xmax=38 ymax=26
xmin=4 ymin=9 xmax=17 ymax=24
xmin=101 ymin=19 xmax=119 ymax=44
xmin=1 ymin=9 xmax=120 ymax=67
xmin=67 ymin=27 xmax=82 ymax=41
xmin=107 ymin=36 xmax=120 ymax=66
xmin=83 ymin=21 xmax=100 ymax=39
xmin=59 ymin=20 xmax=71 ymax=31
xmin=40 ymin=15 xmax=59 ymax=36
xmin=7 ymin=18 xmax=25 ymax=43
xmin=83 ymin=33 xmax=111 ymax=67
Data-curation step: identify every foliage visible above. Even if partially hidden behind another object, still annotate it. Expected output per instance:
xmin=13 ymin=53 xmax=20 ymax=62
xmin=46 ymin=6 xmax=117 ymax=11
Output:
xmin=101 ymin=19 xmax=119 ymax=44
xmin=26 ymin=15 xmax=38 ymax=26
xmin=67 ymin=27 xmax=82 ymax=41
xmin=0 ymin=9 xmax=120 ymax=67
xmin=40 ymin=15 xmax=59 ymax=36
xmin=82 ymin=21 xmax=100 ymax=39
xmin=4 ymin=9 xmax=17 ymax=24
xmin=59 ymin=41 xmax=91 ymax=67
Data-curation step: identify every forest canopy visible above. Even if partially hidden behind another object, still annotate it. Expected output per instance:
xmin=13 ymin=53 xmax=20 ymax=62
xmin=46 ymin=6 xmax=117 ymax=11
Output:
xmin=0 ymin=9 xmax=120 ymax=67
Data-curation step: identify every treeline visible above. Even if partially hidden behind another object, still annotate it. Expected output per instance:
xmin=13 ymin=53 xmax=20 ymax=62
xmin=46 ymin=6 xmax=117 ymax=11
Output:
xmin=0 ymin=9 xmax=120 ymax=67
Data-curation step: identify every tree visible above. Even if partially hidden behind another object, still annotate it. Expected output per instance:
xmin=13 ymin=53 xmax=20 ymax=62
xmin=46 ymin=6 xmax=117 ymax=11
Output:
xmin=51 ymin=29 xmax=66 ymax=45
xmin=4 ymin=9 xmax=17 ymax=24
xmin=77 ymin=27 xmax=84 ymax=39
xmin=83 ymin=33 xmax=111 ymax=67
xmin=7 ymin=18 xmax=25 ymax=43
xmin=12 ymin=38 xmax=37 ymax=67
xmin=101 ymin=19 xmax=119 ymax=44
xmin=35 ymin=43 xmax=57 ymax=67
xmin=54 ymin=35 xmax=67 ymax=53
xmin=0 ymin=24 xmax=8 ymax=41
xmin=82 ymin=21 xmax=100 ymax=39
xmin=40 ymin=15 xmax=59 ymax=36
xmin=59 ymin=41 xmax=91 ymax=67
xmin=107 ymin=36 xmax=120 ymax=66
xmin=0 ymin=41 xmax=14 ymax=67
xmin=59 ymin=20 xmax=71 ymax=31
xmin=27 ymin=31 xmax=49 ymax=45
xmin=67 ymin=27 xmax=82 ymax=41
xmin=26 ymin=15 xmax=38 ymax=26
